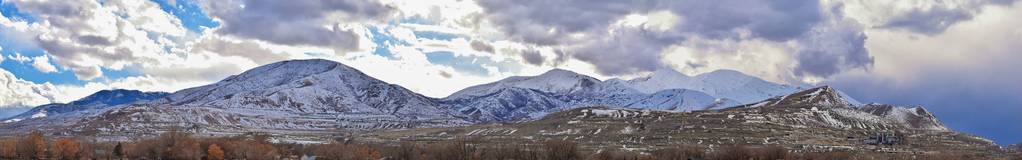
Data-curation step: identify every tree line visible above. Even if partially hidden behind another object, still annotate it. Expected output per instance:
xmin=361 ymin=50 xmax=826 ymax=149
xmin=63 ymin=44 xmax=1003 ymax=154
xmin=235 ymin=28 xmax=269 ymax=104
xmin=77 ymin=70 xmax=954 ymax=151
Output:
xmin=0 ymin=130 xmax=1015 ymax=160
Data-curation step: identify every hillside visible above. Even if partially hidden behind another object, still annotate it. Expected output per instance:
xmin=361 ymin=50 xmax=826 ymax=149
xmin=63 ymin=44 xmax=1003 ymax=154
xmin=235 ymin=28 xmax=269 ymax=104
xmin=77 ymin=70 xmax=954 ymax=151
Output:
xmin=365 ymin=87 xmax=1004 ymax=156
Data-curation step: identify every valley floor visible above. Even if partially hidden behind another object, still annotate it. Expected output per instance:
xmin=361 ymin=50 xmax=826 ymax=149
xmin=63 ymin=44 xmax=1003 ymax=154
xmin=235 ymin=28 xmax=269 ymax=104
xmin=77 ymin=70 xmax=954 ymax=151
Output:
xmin=1 ymin=130 xmax=1018 ymax=160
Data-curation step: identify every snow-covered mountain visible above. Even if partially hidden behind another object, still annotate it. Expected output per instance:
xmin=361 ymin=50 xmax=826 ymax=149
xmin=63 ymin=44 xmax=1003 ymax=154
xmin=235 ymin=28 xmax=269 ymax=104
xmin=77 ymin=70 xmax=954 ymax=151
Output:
xmin=610 ymin=68 xmax=811 ymax=104
xmin=447 ymin=69 xmax=605 ymax=99
xmin=859 ymin=103 xmax=948 ymax=131
xmin=2 ymin=89 xmax=168 ymax=123
xmin=62 ymin=59 xmax=469 ymax=134
xmin=734 ymin=86 xmax=949 ymax=131
xmin=442 ymin=69 xmax=742 ymax=122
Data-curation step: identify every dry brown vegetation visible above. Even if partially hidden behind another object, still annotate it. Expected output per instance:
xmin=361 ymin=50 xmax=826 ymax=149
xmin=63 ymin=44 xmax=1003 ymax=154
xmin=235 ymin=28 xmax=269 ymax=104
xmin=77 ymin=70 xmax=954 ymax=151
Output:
xmin=0 ymin=131 xmax=1007 ymax=160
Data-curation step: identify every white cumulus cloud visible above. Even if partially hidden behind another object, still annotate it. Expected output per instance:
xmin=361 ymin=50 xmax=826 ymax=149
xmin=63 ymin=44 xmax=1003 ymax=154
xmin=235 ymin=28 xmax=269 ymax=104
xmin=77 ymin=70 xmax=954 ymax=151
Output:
xmin=31 ymin=55 xmax=58 ymax=73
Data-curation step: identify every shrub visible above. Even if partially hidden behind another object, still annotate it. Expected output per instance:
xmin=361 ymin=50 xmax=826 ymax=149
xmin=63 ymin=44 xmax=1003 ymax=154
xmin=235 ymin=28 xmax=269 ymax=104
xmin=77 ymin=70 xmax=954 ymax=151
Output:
xmin=52 ymin=138 xmax=81 ymax=160
xmin=208 ymin=144 xmax=225 ymax=160
xmin=16 ymin=131 xmax=47 ymax=159
xmin=652 ymin=146 xmax=706 ymax=160
xmin=545 ymin=140 xmax=581 ymax=160
xmin=0 ymin=138 xmax=17 ymax=158
xmin=309 ymin=142 xmax=380 ymax=160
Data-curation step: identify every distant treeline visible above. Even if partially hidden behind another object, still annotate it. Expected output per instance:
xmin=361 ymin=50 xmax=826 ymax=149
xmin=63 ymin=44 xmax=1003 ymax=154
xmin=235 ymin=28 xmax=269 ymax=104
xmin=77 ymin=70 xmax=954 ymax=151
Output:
xmin=0 ymin=130 xmax=1015 ymax=160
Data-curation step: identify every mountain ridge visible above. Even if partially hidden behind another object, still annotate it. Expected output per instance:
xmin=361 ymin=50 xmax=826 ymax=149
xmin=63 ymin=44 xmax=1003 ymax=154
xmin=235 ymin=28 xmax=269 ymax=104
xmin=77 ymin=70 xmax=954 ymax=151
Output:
xmin=1 ymin=89 xmax=168 ymax=123
xmin=0 ymin=59 xmax=953 ymax=142
xmin=365 ymin=85 xmax=997 ymax=155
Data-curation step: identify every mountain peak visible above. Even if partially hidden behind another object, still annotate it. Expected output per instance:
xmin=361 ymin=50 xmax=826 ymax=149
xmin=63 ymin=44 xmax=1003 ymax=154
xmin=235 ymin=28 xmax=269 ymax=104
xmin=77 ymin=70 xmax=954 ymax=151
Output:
xmin=646 ymin=68 xmax=692 ymax=82
xmin=859 ymin=103 xmax=949 ymax=131
xmin=71 ymin=89 xmax=169 ymax=106
xmin=447 ymin=68 xmax=601 ymax=99
xmin=739 ymin=86 xmax=857 ymax=108
xmin=65 ymin=59 xmax=469 ymax=131
xmin=789 ymin=86 xmax=855 ymax=107
xmin=542 ymin=68 xmax=574 ymax=74
xmin=3 ymin=89 xmax=169 ymax=122
xmin=699 ymin=69 xmax=745 ymax=77
xmin=536 ymin=68 xmax=592 ymax=80
xmin=161 ymin=59 xmax=383 ymax=105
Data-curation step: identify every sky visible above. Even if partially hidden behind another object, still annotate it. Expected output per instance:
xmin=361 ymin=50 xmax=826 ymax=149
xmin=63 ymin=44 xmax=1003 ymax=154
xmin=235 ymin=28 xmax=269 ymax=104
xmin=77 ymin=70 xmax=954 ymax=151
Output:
xmin=0 ymin=0 xmax=1019 ymax=145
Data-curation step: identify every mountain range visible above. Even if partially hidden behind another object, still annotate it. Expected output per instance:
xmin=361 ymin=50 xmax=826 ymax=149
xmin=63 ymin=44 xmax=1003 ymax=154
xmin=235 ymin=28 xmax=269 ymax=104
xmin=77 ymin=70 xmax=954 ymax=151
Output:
xmin=368 ymin=86 xmax=998 ymax=155
xmin=0 ymin=59 xmax=956 ymax=140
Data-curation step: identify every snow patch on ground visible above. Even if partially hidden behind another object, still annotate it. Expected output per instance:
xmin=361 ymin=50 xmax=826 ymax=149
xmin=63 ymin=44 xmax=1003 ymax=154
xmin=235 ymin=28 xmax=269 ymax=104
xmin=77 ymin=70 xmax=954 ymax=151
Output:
xmin=30 ymin=111 xmax=46 ymax=118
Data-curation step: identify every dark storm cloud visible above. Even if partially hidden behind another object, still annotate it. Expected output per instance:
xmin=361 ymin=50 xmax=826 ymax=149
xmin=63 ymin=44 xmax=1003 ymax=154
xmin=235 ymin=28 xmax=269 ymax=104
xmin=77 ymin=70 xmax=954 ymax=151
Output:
xmin=519 ymin=48 xmax=545 ymax=66
xmin=478 ymin=0 xmax=838 ymax=76
xmin=794 ymin=19 xmax=874 ymax=78
xmin=880 ymin=0 xmax=1018 ymax=35
xmin=477 ymin=0 xmax=653 ymax=45
xmin=883 ymin=8 xmax=974 ymax=35
xmin=572 ymin=27 xmax=674 ymax=75
xmin=470 ymin=40 xmax=495 ymax=53
xmin=201 ymin=0 xmax=394 ymax=51
xmin=660 ymin=0 xmax=823 ymax=41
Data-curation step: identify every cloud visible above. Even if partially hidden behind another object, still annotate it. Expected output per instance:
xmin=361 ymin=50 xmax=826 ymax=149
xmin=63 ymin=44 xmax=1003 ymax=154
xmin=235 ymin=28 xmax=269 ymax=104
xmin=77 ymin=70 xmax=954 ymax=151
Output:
xmin=476 ymin=0 xmax=866 ymax=78
xmin=5 ymin=0 xmax=188 ymax=80
xmin=191 ymin=35 xmax=292 ymax=64
xmin=570 ymin=27 xmax=672 ymax=75
xmin=6 ymin=52 xmax=30 ymax=63
xmin=840 ymin=0 xmax=1019 ymax=35
xmin=0 ymin=66 xmax=216 ymax=108
xmin=199 ymin=0 xmax=396 ymax=54
xmin=477 ymin=0 xmax=648 ymax=45
xmin=31 ymin=55 xmax=58 ymax=73
xmin=0 ymin=68 xmax=59 ymax=108
xmin=828 ymin=2 xmax=1022 ymax=144
xmin=470 ymin=40 xmax=495 ymax=53
xmin=794 ymin=17 xmax=873 ymax=79
xmin=519 ymin=48 xmax=545 ymax=66
xmin=882 ymin=7 xmax=974 ymax=35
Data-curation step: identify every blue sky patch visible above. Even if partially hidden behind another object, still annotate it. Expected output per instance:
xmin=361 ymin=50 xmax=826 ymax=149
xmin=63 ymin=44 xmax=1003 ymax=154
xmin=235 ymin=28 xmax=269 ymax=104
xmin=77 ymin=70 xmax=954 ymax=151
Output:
xmin=0 ymin=0 xmax=35 ymax=22
xmin=425 ymin=51 xmax=489 ymax=76
xmin=151 ymin=0 xmax=219 ymax=32
xmin=425 ymin=51 xmax=524 ymax=77
xmin=368 ymin=26 xmax=411 ymax=59
xmin=0 ymin=48 xmax=81 ymax=85
xmin=413 ymin=31 xmax=459 ymax=41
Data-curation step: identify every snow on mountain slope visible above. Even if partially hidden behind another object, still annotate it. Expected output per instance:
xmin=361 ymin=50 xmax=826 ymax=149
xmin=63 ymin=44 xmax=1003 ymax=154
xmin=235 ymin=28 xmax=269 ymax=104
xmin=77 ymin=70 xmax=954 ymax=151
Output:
xmin=1 ymin=89 xmax=168 ymax=122
xmin=447 ymin=69 xmax=605 ymax=99
xmin=859 ymin=103 xmax=949 ymax=131
xmin=443 ymin=69 xmax=730 ymax=122
xmin=618 ymin=89 xmax=726 ymax=111
xmin=70 ymin=59 xmax=469 ymax=134
xmin=441 ymin=87 xmax=570 ymax=122
xmin=733 ymin=86 xmax=949 ymax=131
xmin=620 ymin=69 xmax=809 ymax=104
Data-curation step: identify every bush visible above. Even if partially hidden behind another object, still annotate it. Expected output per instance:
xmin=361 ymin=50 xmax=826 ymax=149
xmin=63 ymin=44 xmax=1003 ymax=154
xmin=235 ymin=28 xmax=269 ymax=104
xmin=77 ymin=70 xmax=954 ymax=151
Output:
xmin=420 ymin=141 xmax=475 ymax=160
xmin=52 ymin=138 xmax=82 ymax=160
xmin=308 ymin=142 xmax=380 ymax=160
xmin=651 ymin=146 xmax=706 ymax=160
xmin=590 ymin=148 xmax=649 ymax=160
xmin=207 ymin=144 xmax=225 ymax=160
xmin=545 ymin=140 xmax=581 ymax=160
xmin=0 ymin=138 xmax=17 ymax=159
xmin=16 ymin=131 xmax=47 ymax=159
xmin=476 ymin=143 xmax=543 ymax=160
